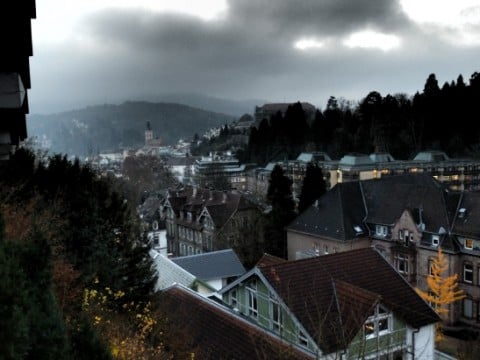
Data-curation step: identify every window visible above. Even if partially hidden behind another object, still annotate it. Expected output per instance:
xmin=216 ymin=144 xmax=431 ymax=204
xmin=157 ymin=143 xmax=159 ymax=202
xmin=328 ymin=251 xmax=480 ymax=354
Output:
xmin=464 ymin=263 xmax=473 ymax=283
xmin=477 ymin=301 xmax=480 ymax=322
xmin=376 ymin=225 xmax=387 ymax=237
xmin=463 ymin=298 xmax=473 ymax=318
xmin=427 ymin=290 xmax=437 ymax=309
xmin=298 ymin=330 xmax=308 ymax=347
xmin=247 ymin=280 xmax=258 ymax=318
xmin=432 ymin=235 xmax=439 ymax=246
xmin=395 ymin=253 xmax=409 ymax=274
xmin=271 ymin=299 xmax=282 ymax=333
xmin=324 ymin=245 xmax=329 ymax=254
xmin=465 ymin=239 xmax=474 ymax=250
xmin=364 ymin=305 xmax=391 ymax=339
xmin=230 ymin=289 xmax=237 ymax=308
xmin=428 ymin=259 xmax=435 ymax=276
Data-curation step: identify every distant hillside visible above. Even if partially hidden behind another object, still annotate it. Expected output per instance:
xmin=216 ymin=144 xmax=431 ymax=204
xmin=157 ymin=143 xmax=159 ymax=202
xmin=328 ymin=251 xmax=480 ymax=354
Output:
xmin=27 ymin=101 xmax=236 ymax=157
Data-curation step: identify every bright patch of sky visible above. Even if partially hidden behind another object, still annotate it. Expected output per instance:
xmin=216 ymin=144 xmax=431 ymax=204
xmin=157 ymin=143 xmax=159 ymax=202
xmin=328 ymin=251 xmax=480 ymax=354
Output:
xmin=343 ymin=30 xmax=401 ymax=51
xmin=400 ymin=0 xmax=480 ymax=46
xmin=294 ymin=38 xmax=325 ymax=51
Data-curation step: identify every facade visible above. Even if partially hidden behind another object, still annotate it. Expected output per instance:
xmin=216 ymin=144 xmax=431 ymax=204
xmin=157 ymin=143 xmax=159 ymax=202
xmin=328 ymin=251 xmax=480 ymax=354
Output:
xmin=287 ymin=173 xmax=480 ymax=331
xmin=194 ymin=151 xmax=254 ymax=190
xmin=0 ymin=1 xmax=36 ymax=159
xmin=247 ymin=151 xmax=480 ymax=203
xmin=162 ymin=185 xmax=262 ymax=258
xmin=218 ymin=248 xmax=439 ymax=359
xmin=164 ymin=155 xmax=198 ymax=184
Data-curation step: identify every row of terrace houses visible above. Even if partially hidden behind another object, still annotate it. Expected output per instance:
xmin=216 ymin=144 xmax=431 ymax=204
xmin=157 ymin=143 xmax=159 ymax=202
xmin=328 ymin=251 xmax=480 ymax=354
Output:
xmin=287 ymin=172 xmax=480 ymax=332
xmin=161 ymin=185 xmax=262 ymax=258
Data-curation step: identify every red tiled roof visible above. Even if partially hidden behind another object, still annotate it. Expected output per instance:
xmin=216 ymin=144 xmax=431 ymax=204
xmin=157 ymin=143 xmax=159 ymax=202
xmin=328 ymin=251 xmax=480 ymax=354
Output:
xmin=159 ymin=285 xmax=314 ymax=359
xmin=259 ymin=247 xmax=439 ymax=353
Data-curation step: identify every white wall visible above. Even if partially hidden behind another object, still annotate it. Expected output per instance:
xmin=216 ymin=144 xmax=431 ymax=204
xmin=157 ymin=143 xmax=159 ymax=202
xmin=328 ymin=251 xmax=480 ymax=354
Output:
xmin=406 ymin=324 xmax=436 ymax=360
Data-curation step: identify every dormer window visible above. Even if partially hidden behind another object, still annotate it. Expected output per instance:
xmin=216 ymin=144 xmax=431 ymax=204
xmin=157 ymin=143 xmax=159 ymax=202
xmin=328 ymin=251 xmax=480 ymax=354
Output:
xmin=375 ymin=225 xmax=388 ymax=237
xmin=465 ymin=239 xmax=474 ymax=250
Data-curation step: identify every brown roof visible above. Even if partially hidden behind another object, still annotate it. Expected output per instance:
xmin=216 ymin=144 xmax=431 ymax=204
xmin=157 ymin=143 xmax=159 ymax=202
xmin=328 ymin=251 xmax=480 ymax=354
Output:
xmin=167 ymin=185 xmax=259 ymax=228
xmin=259 ymin=247 xmax=439 ymax=353
xmin=158 ymin=285 xmax=314 ymax=359
xmin=256 ymin=253 xmax=287 ymax=267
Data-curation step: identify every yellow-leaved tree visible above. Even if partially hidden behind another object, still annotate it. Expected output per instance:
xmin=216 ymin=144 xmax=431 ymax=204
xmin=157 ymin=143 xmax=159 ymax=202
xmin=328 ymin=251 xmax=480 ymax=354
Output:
xmin=416 ymin=246 xmax=465 ymax=342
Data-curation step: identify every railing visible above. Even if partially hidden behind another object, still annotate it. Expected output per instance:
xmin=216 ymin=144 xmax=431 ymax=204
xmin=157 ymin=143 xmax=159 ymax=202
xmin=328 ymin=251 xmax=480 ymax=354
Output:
xmin=435 ymin=350 xmax=457 ymax=360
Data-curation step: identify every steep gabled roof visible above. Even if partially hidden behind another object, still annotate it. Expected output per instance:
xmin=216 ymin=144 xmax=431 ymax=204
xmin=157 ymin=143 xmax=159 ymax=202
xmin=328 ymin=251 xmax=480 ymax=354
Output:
xmin=288 ymin=174 xmax=456 ymax=241
xmin=452 ymin=191 xmax=480 ymax=238
xmin=167 ymin=185 xmax=260 ymax=229
xmin=149 ymin=250 xmax=196 ymax=291
xmin=258 ymin=247 xmax=439 ymax=353
xmin=361 ymin=174 xmax=452 ymax=233
xmin=287 ymin=181 xmax=367 ymax=241
xmin=256 ymin=253 xmax=287 ymax=267
xmin=172 ymin=249 xmax=246 ymax=281
xmin=159 ymin=284 xmax=314 ymax=359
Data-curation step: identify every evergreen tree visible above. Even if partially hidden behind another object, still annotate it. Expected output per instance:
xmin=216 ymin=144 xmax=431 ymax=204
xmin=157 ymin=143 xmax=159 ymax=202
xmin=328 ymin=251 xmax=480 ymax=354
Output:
xmin=264 ymin=165 xmax=296 ymax=258
xmin=298 ymin=163 xmax=326 ymax=214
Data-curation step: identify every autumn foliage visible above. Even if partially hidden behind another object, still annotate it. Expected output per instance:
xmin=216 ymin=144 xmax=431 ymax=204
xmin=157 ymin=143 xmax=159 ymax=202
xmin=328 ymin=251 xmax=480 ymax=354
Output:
xmin=416 ymin=246 xmax=465 ymax=341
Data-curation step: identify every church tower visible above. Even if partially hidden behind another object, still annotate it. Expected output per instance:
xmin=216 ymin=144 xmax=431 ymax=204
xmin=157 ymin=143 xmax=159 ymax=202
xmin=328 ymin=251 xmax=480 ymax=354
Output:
xmin=145 ymin=121 xmax=153 ymax=145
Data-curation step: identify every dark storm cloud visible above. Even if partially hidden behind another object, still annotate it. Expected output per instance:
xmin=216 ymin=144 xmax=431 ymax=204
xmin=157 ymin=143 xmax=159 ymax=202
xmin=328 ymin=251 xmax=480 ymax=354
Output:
xmin=28 ymin=0 xmax=480 ymax=114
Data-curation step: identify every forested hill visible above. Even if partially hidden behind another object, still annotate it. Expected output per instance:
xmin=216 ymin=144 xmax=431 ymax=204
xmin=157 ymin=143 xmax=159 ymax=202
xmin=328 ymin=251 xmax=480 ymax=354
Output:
xmin=238 ymin=72 xmax=480 ymax=165
xmin=27 ymin=101 xmax=236 ymax=158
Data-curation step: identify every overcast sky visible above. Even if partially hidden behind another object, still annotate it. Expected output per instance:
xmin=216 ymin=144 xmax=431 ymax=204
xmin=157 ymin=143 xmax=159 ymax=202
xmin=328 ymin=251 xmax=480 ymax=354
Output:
xmin=29 ymin=0 xmax=480 ymax=114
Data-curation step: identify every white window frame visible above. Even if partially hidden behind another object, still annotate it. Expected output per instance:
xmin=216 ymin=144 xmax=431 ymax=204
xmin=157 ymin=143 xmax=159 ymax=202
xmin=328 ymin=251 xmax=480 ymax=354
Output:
xmin=375 ymin=225 xmax=387 ymax=237
xmin=298 ymin=330 xmax=308 ymax=347
xmin=395 ymin=253 xmax=409 ymax=274
xmin=465 ymin=239 xmax=474 ymax=250
xmin=432 ymin=235 xmax=439 ymax=247
xmin=247 ymin=280 xmax=258 ymax=319
xmin=464 ymin=263 xmax=473 ymax=283
xmin=364 ymin=305 xmax=391 ymax=339
xmin=230 ymin=289 xmax=238 ymax=308
xmin=270 ymin=297 xmax=282 ymax=333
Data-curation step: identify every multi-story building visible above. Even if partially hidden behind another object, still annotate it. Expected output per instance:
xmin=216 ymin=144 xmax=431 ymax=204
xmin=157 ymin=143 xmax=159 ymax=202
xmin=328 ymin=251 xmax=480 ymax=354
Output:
xmin=162 ymin=185 xmax=262 ymax=259
xmin=254 ymin=102 xmax=316 ymax=125
xmin=0 ymin=1 xmax=36 ymax=159
xmin=286 ymin=173 xmax=480 ymax=332
xmin=194 ymin=151 xmax=255 ymax=190
xmin=247 ymin=150 xmax=480 ymax=203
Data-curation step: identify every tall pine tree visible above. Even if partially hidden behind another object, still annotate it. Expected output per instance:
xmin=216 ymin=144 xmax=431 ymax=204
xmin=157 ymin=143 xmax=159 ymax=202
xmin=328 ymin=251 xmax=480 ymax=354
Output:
xmin=264 ymin=165 xmax=296 ymax=258
xmin=298 ymin=163 xmax=326 ymax=214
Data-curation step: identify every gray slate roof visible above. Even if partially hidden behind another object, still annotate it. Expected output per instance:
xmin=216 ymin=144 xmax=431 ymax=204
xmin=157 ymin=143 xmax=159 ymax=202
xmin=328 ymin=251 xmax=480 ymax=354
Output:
xmin=288 ymin=180 xmax=366 ymax=240
xmin=287 ymin=173 xmax=457 ymax=241
xmin=149 ymin=249 xmax=196 ymax=291
xmin=172 ymin=249 xmax=246 ymax=281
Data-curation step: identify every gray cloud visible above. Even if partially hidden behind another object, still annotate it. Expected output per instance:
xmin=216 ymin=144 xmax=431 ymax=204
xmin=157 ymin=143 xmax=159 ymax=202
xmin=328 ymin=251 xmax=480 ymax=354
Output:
xmin=28 ymin=0 xmax=480 ymax=114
